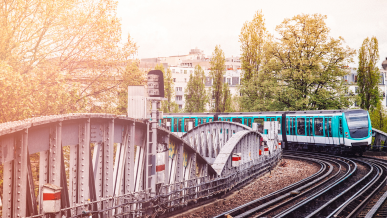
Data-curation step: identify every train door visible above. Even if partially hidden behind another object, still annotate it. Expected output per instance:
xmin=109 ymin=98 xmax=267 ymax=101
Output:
xmin=338 ymin=117 xmax=344 ymax=145
xmin=307 ymin=117 xmax=314 ymax=144
xmin=287 ymin=117 xmax=293 ymax=142
xmin=324 ymin=117 xmax=333 ymax=145
xmin=297 ymin=117 xmax=306 ymax=143
xmin=314 ymin=117 xmax=324 ymax=144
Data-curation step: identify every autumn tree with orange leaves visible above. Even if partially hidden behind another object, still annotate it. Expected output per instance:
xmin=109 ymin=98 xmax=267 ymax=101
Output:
xmin=0 ymin=0 xmax=138 ymax=122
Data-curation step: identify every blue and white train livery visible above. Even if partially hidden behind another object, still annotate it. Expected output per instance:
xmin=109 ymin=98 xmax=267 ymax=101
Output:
xmin=162 ymin=109 xmax=372 ymax=156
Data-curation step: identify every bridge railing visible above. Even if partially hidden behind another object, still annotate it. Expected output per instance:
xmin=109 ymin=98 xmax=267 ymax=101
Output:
xmin=157 ymin=149 xmax=281 ymax=216
xmin=371 ymin=128 xmax=387 ymax=151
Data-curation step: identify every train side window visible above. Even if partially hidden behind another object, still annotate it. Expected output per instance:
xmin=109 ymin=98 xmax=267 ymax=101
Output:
xmin=314 ymin=118 xmax=324 ymax=136
xmin=233 ymin=118 xmax=242 ymax=124
xmin=306 ymin=118 xmax=310 ymax=136
xmin=297 ymin=118 xmax=305 ymax=135
xmin=198 ymin=118 xmax=202 ymax=125
xmin=339 ymin=118 xmax=343 ymax=135
xmin=209 ymin=118 xmax=212 ymax=122
xmin=254 ymin=118 xmax=264 ymax=133
xmin=289 ymin=118 xmax=293 ymax=135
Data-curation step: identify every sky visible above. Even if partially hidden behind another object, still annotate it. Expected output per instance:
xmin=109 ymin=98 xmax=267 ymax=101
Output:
xmin=117 ymin=0 xmax=387 ymax=67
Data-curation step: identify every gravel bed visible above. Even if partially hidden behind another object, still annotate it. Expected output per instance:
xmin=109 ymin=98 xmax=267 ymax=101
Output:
xmin=365 ymin=156 xmax=387 ymax=161
xmin=174 ymin=158 xmax=320 ymax=218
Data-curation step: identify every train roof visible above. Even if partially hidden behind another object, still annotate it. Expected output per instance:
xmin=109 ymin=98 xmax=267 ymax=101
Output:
xmin=164 ymin=109 xmax=366 ymax=116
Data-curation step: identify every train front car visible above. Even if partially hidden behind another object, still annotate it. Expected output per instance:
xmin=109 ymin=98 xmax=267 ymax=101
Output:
xmin=342 ymin=109 xmax=372 ymax=155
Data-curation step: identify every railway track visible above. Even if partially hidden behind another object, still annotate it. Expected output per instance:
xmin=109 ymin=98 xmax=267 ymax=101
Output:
xmin=216 ymin=151 xmax=387 ymax=218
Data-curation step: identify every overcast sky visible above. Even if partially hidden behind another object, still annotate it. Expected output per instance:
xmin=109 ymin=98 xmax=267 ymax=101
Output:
xmin=117 ymin=0 xmax=387 ymax=67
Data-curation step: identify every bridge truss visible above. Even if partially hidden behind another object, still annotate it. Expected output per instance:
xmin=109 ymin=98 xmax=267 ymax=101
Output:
xmin=0 ymin=114 xmax=281 ymax=217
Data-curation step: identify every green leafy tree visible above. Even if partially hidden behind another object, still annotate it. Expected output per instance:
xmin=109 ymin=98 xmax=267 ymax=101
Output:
xmin=268 ymin=14 xmax=354 ymax=111
xmin=184 ymin=65 xmax=208 ymax=112
xmin=370 ymin=101 xmax=387 ymax=132
xmin=239 ymin=10 xmax=269 ymax=82
xmin=210 ymin=45 xmax=226 ymax=112
xmin=357 ymin=36 xmax=380 ymax=111
xmin=220 ymin=83 xmax=233 ymax=112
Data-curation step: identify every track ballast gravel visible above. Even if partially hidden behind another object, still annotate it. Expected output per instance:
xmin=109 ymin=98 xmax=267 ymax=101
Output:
xmin=173 ymin=157 xmax=320 ymax=218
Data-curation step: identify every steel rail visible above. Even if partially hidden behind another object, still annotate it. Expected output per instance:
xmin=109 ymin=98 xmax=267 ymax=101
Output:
xmin=248 ymin=154 xmax=345 ymax=218
xmin=357 ymin=157 xmax=387 ymax=218
xmin=327 ymin=160 xmax=381 ymax=217
xmin=341 ymin=163 xmax=386 ymax=218
xmin=214 ymin=154 xmax=331 ymax=218
xmin=273 ymin=153 xmax=357 ymax=218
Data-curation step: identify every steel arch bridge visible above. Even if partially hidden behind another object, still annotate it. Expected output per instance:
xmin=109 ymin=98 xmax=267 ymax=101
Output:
xmin=0 ymin=114 xmax=281 ymax=217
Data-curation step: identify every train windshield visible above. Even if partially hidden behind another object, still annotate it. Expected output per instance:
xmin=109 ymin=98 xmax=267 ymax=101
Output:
xmin=345 ymin=112 xmax=369 ymax=129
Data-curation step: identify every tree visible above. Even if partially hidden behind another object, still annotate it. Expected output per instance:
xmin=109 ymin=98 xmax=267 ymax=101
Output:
xmin=0 ymin=0 xmax=137 ymax=122
xmin=184 ymin=65 xmax=208 ymax=112
xmin=220 ymin=83 xmax=233 ymax=112
xmin=268 ymin=14 xmax=355 ymax=111
xmin=117 ymin=60 xmax=147 ymax=114
xmin=370 ymin=101 xmax=387 ymax=133
xmin=239 ymin=10 xmax=269 ymax=82
xmin=357 ymin=36 xmax=380 ymax=111
xmin=210 ymin=45 xmax=226 ymax=112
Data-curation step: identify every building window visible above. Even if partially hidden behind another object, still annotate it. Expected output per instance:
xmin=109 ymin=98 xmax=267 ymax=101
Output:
xmin=184 ymin=78 xmax=187 ymax=82
xmin=176 ymin=96 xmax=182 ymax=101
xmin=184 ymin=70 xmax=187 ymax=74
xmin=380 ymin=73 xmax=384 ymax=85
xmin=176 ymin=87 xmax=182 ymax=92
xmin=172 ymin=69 xmax=175 ymax=74
xmin=178 ymin=105 xmax=182 ymax=110
xmin=355 ymin=87 xmax=358 ymax=94
xmin=173 ymin=78 xmax=176 ymax=82
xmin=180 ymin=70 xmax=183 ymax=74
xmin=227 ymin=78 xmax=231 ymax=85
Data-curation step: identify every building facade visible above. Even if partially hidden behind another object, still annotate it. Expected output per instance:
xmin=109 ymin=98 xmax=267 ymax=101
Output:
xmin=141 ymin=48 xmax=242 ymax=111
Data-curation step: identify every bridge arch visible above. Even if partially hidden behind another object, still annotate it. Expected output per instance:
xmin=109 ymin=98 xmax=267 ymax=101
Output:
xmin=181 ymin=121 xmax=251 ymax=164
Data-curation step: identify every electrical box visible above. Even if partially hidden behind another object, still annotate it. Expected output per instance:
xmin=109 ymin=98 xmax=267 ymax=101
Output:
xmin=232 ymin=153 xmax=241 ymax=167
xmin=42 ymin=184 xmax=62 ymax=213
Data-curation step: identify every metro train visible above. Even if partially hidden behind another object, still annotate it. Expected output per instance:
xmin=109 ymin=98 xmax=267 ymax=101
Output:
xmin=162 ymin=109 xmax=372 ymax=156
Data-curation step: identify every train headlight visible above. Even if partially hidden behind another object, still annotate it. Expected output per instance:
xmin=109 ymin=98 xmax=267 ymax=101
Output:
xmin=345 ymin=132 xmax=348 ymax=135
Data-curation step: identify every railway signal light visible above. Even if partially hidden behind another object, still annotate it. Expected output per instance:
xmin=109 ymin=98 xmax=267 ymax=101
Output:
xmin=147 ymin=70 xmax=164 ymax=97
